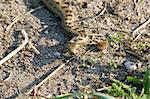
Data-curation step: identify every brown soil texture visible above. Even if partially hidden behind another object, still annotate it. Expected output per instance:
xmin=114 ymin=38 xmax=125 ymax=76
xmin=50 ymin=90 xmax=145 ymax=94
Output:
xmin=0 ymin=0 xmax=149 ymax=98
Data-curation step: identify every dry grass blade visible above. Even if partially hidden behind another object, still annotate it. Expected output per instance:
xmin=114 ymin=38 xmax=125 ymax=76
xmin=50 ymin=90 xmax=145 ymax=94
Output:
xmin=27 ymin=56 xmax=76 ymax=94
xmin=96 ymin=86 xmax=112 ymax=92
xmin=28 ymin=41 xmax=40 ymax=55
xmin=91 ymin=2 xmax=107 ymax=20
xmin=133 ymin=30 xmax=145 ymax=41
xmin=3 ymin=67 xmax=15 ymax=81
xmin=132 ymin=17 xmax=150 ymax=37
xmin=0 ymin=30 xmax=29 ymax=66
xmin=5 ymin=6 xmax=42 ymax=54
xmin=6 ymin=5 xmax=44 ymax=32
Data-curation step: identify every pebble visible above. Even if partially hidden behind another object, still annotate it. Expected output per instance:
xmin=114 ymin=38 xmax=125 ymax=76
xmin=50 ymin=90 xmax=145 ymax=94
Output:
xmin=43 ymin=25 xmax=48 ymax=29
xmin=44 ymin=30 xmax=49 ymax=34
xmin=124 ymin=60 xmax=137 ymax=71
xmin=54 ymin=52 xmax=61 ymax=58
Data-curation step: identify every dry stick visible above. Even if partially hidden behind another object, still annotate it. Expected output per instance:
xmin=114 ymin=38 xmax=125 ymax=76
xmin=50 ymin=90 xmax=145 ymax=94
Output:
xmin=92 ymin=2 xmax=106 ymax=20
xmin=6 ymin=6 xmax=43 ymax=54
xmin=6 ymin=6 xmax=44 ymax=32
xmin=132 ymin=17 xmax=150 ymax=37
xmin=96 ymin=86 xmax=112 ymax=92
xmin=3 ymin=71 xmax=13 ymax=81
xmin=133 ymin=30 xmax=145 ymax=41
xmin=27 ymin=50 xmax=91 ymax=95
xmin=3 ymin=67 xmax=15 ymax=81
xmin=28 ymin=41 xmax=40 ymax=55
xmin=0 ymin=30 xmax=29 ymax=66
xmin=28 ymin=56 xmax=76 ymax=93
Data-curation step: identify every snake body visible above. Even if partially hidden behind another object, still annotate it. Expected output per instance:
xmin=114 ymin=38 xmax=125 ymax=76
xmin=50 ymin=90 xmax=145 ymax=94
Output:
xmin=42 ymin=0 xmax=108 ymax=54
xmin=42 ymin=0 xmax=84 ymax=37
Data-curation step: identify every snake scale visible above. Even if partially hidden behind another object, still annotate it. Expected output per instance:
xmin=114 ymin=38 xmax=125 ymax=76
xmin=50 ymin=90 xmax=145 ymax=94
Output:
xmin=42 ymin=0 xmax=108 ymax=54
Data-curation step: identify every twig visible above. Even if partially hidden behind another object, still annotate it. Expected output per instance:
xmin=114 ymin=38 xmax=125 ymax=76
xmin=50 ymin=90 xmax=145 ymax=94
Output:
xmin=96 ymin=86 xmax=112 ymax=91
xmin=28 ymin=41 xmax=40 ymax=55
xmin=133 ymin=30 xmax=145 ymax=41
xmin=6 ymin=6 xmax=44 ymax=32
xmin=3 ymin=67 xmax=15 ymax=81
xmin=6 ymin=6 xmax=43 ymax=54
xmin=92 ymin=2 xmax=107 ymax=20
xmin=0 ymin=30 xmax=29 ymax=66
xmin=132 ymin=17 xmax=150 ymax=37
xmin=27 ymin=56 xmax=76 ymax=93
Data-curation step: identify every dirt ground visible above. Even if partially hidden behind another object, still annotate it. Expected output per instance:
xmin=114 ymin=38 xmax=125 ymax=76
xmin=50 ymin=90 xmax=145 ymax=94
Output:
xmin=0 ymin=0 xmax=149 ymax=98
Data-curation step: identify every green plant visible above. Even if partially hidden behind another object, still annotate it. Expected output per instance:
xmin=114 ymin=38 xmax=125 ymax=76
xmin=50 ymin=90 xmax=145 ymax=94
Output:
xmin=106 ymin=65 xmax=150 ymax=99
xmin=107 ymin=83 xmax=128 ymax=97
xmin=53 ymin=92 xmax=116 ymax=99
xmin=106 ymin=78 xmax=140 ymax=99
xmin=127 ymin=76 xmax=143 ymax=84
xmin=139 ymin=0 xmax=145 ymax=3
xmin=108 ymin=60 xmax=118 ymax=68
xmin=137 ymin=42 xmax=146 ymax=50
xmin=35 ymin=65 xmax=150 ymax=99
xmin=107 ymin=33 xmax=124 ymax=43
xmin=143 ymin=65 xmax=150 ymax=95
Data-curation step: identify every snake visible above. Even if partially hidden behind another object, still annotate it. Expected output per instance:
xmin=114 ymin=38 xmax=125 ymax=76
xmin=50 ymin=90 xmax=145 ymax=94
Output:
xmin=42 ymin=0 xmax=108 ymax=54
xmin=42 ymin=0 xmax=84 ymax=37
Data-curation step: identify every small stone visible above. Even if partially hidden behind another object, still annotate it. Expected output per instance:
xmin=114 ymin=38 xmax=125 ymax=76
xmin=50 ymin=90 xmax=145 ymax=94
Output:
xmin=43 ymin=25 xmax=48 ymax=29
xmin=54 ymin=52 xmax=61 ymax=58
xmin=44 ymin=30 xmax=49 ymax=34
xmin=124 ymin=60 xmax=137 ymax=71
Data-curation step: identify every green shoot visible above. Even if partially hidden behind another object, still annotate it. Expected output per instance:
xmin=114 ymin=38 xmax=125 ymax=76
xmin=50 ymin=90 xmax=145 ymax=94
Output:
xmin=139 ymin=0 xmax=145 ymax=4
xmin=143 ymin=65 xmax=150 ymax=95
xmin=108 ymin=60 xmax=118 ymax=68
xmin=127 ymin=76 xmax=143 ymax=84
xmin=106 ymin=78 xmax=142 ymax=99
xmin=137 ymin=42 xmax=146 ymax=50
xmin=107 ymin=33 xmax=124 ymax=43
xmin=54 ymin=92 xmax=116 ymax=99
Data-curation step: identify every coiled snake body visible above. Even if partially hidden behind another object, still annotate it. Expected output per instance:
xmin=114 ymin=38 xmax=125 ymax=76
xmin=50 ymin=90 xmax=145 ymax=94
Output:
xmin=42 ymin=0 xmax=108 ymax=54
